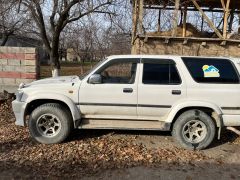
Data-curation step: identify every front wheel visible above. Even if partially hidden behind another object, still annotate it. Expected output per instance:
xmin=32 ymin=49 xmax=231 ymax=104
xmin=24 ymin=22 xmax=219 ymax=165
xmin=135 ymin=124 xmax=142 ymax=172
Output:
xmin=29 ymin=103 xmax=73 ymax=144
xmin=172 ymin=109 xmax=216 ymax=150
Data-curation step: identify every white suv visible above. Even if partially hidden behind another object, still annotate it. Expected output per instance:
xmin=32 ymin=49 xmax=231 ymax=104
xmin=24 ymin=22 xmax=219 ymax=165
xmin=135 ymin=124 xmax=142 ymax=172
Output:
xmin=12 ymin=55 xmax=240 ymax=150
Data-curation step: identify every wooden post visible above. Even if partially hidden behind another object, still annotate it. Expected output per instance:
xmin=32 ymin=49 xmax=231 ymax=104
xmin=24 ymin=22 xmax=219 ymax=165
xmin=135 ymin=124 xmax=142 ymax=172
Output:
xmin=172 ymin=0 xmax=180 ymax=37
xmin=191 ymin=0 xmax=223 ymax=39
xmin=221 ymin=0 xmax=226 ymax=10
xmin=131 ymin=0 xmax=138 ymax=45
xmin=182 ymin=5 xmax=187 ymax=37
xmin=138 ymin=0 xmax=144 ymax=34
xmin=157 ymin=9 xmax=161 ymax=32
xmin=223 ymin=0 xmax=231 ymax=39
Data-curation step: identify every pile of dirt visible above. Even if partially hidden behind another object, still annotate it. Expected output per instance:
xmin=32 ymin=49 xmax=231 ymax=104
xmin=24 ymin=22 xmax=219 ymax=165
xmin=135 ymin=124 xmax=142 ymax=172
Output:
xmin=146 ymin=23 xmax=206 ymax=38
xmin=229 ymin=33 xmax=240 ymax=40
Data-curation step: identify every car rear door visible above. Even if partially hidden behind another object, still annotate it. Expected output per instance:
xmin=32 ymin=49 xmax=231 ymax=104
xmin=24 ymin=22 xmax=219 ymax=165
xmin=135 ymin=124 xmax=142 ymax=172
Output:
xmin=137 ymin=58 xmax=187 ymax=120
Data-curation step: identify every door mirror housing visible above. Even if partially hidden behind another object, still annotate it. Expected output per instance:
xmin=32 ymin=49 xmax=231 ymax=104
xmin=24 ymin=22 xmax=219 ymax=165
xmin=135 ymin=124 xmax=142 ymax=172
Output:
xmin=88 ymin=74 xmax=102 ymax=84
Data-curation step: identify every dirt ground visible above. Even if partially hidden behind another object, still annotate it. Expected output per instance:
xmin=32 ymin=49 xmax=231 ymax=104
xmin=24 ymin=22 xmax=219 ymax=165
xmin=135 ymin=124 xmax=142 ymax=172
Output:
xmin=82 ymin=133 xmax=240 ymax=180
xmin=1 ymin=98 xmax=240 ymax=179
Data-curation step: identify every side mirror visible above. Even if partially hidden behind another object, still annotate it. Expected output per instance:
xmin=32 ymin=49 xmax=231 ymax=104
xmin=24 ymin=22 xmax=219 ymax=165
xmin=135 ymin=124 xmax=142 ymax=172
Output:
xmin=88 ymin=74 xmax=102 ymax=84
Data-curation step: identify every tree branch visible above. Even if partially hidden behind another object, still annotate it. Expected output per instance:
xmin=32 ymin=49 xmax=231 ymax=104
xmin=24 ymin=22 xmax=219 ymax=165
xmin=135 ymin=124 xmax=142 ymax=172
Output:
xmin=32 ymin=0 xmax=51 ymax=51
xmin=50 ymin=0 xmax=58 ymax=33
xmin=65 ymin=1 xmax=112 ymax=26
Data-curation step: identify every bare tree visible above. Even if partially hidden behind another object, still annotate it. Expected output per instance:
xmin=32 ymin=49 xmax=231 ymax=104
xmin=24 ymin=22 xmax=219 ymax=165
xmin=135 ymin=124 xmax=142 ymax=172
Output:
xmin=61 ymin=0 xmax=131 ymax=65
xmin=0 ymin=0 xmax=29 ymax=46
xmin=20 ymin=0 xmax=115 ymax=77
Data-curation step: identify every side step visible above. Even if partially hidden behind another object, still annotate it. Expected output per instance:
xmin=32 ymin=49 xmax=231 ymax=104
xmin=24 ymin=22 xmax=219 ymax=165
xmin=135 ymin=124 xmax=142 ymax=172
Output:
xmin=78 ymin=119 xmax=171 ymax=131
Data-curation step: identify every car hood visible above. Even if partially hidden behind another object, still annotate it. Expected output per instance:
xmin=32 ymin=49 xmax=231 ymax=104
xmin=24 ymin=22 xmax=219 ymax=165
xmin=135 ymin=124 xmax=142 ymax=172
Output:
xmin=22 ymin=76 xmax=80 ymax=88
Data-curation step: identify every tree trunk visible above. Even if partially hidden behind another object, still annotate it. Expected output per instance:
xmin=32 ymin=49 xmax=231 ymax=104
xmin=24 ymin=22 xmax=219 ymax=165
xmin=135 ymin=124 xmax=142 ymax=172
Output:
xmin=52 ymin=68 xmax=60 ymax=77
xmin=0 ymin=32 xmax=11 ymax=46
xmin=50 ymin=36 xmax=61 ymax=77
xmin=50 ymin=52 xmax=60 ymax=77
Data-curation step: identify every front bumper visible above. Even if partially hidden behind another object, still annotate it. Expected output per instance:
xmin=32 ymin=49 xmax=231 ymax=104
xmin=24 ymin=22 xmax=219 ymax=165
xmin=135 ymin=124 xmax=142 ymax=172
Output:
xmin=12 ymin=100 xmax=27 ymax=126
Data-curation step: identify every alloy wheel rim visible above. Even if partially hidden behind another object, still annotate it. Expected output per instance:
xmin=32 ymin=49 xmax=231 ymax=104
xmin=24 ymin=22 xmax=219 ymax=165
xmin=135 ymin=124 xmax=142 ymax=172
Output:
xmin=182 ymin=120 xmax=207 ymax=144
xmin=36 ymin=114 xmax=61 ymax=137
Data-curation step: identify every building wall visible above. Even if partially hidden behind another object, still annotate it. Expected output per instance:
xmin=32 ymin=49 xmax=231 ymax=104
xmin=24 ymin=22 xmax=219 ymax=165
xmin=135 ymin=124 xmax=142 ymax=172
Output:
xmin=0 ymin=35 xmax=50 ymax=64
xmin=0 ymin=47 xmax=39 ymax=92
xmin=67 ymin=48 xmax=80 ymax=62
xmin=132 ymin=37 xmax=240 ymax=58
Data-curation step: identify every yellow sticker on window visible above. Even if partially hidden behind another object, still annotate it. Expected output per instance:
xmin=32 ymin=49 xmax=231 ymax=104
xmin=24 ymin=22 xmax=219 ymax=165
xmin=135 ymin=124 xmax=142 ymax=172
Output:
xmin=202 ymin=65 xmax=220 ymax=77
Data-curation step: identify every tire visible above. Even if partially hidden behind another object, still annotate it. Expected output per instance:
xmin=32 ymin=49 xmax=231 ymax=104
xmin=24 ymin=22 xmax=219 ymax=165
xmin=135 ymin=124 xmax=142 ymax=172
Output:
xmin=172 ymin=109 xmax=216 ymax=150
xmin=29 ymin=103 xmax=73 ymax=144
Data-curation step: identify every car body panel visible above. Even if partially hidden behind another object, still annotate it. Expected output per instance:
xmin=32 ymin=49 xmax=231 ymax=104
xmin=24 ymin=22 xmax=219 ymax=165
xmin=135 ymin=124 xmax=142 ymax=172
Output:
xmin=11 ymin=55 xmax=240 ymax=129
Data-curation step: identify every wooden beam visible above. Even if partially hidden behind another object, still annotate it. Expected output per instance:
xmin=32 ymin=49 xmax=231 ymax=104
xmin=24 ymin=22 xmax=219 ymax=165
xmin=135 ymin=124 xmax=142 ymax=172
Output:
xmin=137 ymin=35 xmax=240 ymax=43
xmin=223 ymin=0 xmax=230 ymax=39
xmin=172 ymin=0 xmax=180 ymax=37
xmin=131 ymin=0 xmax=138 ymax=45
xmin=182 ymin=5 xmax=187 ymax=37
xmin=221 ymin=0 xmax=226 ymax=10
xmin=191 ymin=0 xmax=223 ymax=39
xmin=144 ymin=6 xmax=240 ymax=13
xmin=139 ymin=0 xmax=144 ymax=34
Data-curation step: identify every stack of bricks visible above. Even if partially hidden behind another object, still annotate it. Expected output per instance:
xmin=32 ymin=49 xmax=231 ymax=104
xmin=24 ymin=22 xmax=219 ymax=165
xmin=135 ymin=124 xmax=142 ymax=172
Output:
xmin=0 ymin=47 xmax=39 ymax=89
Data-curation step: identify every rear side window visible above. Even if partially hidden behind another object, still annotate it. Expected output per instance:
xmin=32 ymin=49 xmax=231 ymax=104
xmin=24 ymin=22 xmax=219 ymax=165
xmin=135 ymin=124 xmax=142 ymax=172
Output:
xmin=182 ymin=57 xmax=239 ymax=83
xmin=142 ymin=59 xmax=181 ymax=85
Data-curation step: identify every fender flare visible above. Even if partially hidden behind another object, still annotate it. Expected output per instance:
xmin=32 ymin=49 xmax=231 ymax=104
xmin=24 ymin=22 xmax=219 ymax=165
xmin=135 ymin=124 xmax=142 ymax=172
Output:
xmin=25 ymin=92 xmax=81 ymax=124
xmin=166 ymin=101 xmax=223 ymax=127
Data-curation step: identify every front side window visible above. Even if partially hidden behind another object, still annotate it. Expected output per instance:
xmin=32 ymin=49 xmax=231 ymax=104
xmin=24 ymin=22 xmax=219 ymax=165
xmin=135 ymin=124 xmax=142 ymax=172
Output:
xmin=96 ymin=59 xmax=138 ymax=84
xmin=182 ymin=57 xmax=239 ymax=83
xmin=142 ymin=59 xmax=181 ymax=85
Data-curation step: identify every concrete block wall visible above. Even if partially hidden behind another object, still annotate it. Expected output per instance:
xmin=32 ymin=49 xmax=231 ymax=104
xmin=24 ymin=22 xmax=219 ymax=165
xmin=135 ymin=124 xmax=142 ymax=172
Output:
xmin=0 ymin=47 xmax=39 ymax=92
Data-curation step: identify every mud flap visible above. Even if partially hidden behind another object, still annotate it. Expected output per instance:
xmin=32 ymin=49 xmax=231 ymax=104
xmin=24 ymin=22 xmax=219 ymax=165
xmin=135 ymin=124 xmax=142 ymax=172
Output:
xmin=212 ymin=112 xmax=223 ymax=140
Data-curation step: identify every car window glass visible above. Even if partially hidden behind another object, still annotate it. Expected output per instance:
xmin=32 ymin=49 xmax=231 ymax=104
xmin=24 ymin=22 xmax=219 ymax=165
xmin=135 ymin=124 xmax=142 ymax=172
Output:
xmin=99 ymin=62 xmax=137 ymax=84
xmin=142 ymin=59 xmax=181 ymax=85
xmin=182 ymin=57 xmax=239 ymax=83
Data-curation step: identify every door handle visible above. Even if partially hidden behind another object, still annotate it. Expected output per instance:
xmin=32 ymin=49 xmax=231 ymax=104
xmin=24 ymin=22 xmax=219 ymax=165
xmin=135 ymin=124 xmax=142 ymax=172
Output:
xmin=172 ymin=90 xmax=181 ymax=95
xmin=123 ymin=88 xmax=133 ymax=93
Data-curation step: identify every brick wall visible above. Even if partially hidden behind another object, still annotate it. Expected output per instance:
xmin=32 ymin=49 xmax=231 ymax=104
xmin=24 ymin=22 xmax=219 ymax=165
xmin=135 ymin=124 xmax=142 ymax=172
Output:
xmin=0 ymin=47 xmax=39 ymax=92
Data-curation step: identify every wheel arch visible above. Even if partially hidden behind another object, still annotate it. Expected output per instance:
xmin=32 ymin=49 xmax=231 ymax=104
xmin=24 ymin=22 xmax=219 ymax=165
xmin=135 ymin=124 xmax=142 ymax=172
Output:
xmin=24 ymin=93 xmax=81 ymax=127
xmin=167 ymin=102 xmax=223 ymax=130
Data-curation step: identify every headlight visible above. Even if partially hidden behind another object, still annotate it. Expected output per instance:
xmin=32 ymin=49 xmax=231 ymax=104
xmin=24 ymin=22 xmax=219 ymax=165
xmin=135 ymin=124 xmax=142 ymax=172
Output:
xmin=15 ymin=91 xmax=24 ymax=101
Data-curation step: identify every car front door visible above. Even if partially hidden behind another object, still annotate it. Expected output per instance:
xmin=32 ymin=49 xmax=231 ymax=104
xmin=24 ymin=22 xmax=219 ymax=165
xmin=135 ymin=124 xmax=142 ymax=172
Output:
xmin=79 ymin=58 xmax=140 ymax=120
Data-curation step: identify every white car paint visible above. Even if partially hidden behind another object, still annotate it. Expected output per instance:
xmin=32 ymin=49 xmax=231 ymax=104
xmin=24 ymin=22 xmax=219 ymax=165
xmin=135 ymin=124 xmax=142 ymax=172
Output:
xmin=12 ymin=55 xmax=240 ymax=130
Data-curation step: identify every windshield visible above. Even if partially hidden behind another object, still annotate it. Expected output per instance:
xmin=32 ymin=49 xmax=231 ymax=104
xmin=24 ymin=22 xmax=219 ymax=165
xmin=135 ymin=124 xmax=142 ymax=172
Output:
xmin=79 ymin=58 xmax=108 ymax=80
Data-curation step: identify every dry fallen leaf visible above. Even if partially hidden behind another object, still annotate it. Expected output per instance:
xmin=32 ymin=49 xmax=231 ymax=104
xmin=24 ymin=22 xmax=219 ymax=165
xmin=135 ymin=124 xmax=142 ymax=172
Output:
xmin=0 ymin=91 xmax=234 ymax=179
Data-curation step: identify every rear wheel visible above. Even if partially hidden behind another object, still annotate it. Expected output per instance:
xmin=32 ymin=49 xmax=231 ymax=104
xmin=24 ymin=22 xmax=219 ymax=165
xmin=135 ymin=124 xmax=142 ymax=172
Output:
xmin=29 ymin=103 xmax=73 ymax=144
xmin=172 ymin=109 xmax=216 ymax=150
